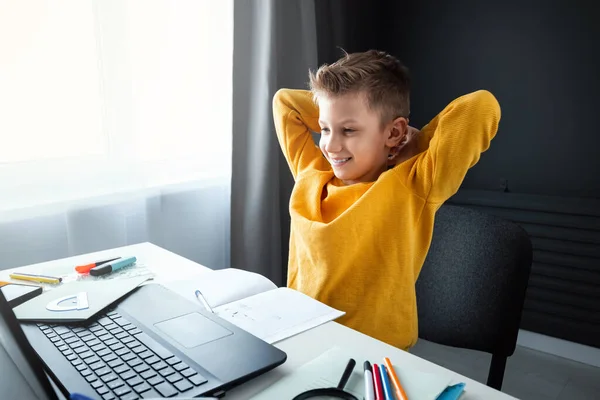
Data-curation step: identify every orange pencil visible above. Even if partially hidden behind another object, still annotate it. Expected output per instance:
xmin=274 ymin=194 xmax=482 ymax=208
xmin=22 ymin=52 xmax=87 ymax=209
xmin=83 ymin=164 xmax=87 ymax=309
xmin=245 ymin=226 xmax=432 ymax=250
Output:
xmin=384 ymin=357 xmax=409 ymax=400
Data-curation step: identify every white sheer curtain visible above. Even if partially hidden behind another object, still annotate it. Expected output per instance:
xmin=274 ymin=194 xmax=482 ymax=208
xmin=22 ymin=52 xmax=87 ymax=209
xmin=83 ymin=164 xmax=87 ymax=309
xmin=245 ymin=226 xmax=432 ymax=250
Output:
xmin=0 ymin=0 xmax=232 ymax=270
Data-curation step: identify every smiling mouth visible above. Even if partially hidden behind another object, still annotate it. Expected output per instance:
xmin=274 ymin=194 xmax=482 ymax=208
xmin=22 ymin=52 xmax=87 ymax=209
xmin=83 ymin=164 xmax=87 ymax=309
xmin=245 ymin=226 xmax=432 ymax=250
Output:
xmin=330 ymin=157 xmax=352 ymax=166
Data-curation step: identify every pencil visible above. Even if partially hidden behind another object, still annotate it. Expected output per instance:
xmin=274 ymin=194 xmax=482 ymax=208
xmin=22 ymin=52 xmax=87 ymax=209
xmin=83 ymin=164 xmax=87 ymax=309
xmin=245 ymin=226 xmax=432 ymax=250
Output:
xmin=9 ymin=273 xmax=61 ymax=285
xmin=384 ymin=357 xmax=409 ymax=400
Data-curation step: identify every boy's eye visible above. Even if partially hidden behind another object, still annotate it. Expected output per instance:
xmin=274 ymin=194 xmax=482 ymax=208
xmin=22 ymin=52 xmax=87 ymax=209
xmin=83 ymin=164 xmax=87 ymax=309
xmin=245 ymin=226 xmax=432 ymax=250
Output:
xmin=321 ymin=128 xmax=330 ymax=134
xmin=343 ymin=128 xmax=355 ymax=133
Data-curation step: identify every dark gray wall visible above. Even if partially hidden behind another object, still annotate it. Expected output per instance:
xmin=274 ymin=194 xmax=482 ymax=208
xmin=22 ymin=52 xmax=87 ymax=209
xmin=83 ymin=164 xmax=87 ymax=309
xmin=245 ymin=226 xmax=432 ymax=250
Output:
xmin=384 ymin=0 xmax=600 ymax=198
xmin=315 ymin=0 xmax=390 ymax=64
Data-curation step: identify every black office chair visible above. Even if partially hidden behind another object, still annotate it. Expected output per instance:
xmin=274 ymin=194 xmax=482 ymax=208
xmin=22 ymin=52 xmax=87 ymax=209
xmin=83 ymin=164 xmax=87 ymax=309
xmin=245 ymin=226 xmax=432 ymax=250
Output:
xmin=415 ymin=204 xmax=532 ymax=391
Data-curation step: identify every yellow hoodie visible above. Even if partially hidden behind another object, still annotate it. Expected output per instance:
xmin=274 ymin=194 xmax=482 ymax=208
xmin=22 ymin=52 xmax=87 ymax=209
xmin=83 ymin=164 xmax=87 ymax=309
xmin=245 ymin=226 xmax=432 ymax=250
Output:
xmin=272 ymin=89 xmax=500 ymax=350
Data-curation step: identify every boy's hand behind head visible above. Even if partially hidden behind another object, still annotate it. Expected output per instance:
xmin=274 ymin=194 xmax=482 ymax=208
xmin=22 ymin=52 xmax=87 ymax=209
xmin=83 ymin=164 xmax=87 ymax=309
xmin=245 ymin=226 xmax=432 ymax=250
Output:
xmin=308 ymin=49 xmax=412 ymax=185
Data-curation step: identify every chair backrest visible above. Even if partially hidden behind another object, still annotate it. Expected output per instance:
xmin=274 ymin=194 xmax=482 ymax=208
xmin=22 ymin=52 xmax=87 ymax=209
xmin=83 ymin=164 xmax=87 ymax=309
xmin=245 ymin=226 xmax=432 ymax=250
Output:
xmin=416 ymin=204 xmax=533 ymax=357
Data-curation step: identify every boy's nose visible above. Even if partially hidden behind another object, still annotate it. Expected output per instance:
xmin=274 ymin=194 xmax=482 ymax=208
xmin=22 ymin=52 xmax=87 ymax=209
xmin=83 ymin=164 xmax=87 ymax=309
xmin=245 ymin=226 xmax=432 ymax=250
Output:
xmin=324 ymin=134 xmax=343 ymax=153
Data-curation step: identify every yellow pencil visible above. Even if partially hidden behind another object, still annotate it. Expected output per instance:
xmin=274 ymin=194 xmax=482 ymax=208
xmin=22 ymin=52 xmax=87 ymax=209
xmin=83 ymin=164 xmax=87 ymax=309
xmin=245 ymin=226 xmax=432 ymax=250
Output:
xmin=9 ymin=273 xmax=62 ymax=285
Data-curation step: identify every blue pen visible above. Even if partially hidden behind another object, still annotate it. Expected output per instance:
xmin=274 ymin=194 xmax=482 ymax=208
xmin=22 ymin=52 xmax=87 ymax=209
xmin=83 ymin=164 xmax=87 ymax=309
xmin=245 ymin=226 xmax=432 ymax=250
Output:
xmin=380 ymin=363 xmax=394 ymax=400
xmin=89 ymin=256 xmax=137 ymax=276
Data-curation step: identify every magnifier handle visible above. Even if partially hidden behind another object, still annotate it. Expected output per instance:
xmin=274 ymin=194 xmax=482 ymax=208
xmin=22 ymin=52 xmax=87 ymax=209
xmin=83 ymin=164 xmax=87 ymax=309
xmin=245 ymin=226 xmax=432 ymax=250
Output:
xmin=337 ymin=358 xmax=356 ymax=389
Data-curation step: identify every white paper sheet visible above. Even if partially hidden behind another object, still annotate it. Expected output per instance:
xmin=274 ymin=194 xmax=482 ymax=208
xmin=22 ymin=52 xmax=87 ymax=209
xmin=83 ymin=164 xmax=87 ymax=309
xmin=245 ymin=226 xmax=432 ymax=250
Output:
xmin=213 ymin=287 xmax=345 ymax=344
xmin=160 ymin=268 xmax=277 ymax=309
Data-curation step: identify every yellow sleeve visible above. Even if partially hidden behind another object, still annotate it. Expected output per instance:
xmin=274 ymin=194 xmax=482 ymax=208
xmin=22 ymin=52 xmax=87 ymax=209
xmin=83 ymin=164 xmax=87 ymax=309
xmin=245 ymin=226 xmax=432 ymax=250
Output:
xmin=272 ymin=89 xmax=330 ymax=178
xmin=396 ymin=90 xmax=501 ymax=203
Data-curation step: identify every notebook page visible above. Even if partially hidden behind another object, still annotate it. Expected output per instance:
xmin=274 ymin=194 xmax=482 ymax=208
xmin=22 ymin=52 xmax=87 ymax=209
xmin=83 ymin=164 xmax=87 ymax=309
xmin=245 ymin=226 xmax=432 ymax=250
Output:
xmin=213 ymin=287 xmax=345 ymax=344
xmin=160 ymin=268 xmax=277 ymax=309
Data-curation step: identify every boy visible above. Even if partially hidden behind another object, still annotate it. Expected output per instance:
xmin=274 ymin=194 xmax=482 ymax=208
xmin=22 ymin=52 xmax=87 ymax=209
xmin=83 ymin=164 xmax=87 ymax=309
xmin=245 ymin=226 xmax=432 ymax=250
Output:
xmin=272 ymin=50 xmax=500 ymax=351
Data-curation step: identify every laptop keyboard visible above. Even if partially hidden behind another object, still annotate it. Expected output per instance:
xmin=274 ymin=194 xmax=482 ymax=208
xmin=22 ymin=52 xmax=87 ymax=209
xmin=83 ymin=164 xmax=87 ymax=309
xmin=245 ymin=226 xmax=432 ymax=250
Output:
xmin=37 ymin=310 xmax=208 ymax=400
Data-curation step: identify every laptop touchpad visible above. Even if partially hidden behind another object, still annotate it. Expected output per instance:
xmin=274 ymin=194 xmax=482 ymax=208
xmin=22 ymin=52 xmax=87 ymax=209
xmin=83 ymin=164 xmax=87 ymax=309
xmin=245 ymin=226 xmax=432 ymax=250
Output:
xmin=154 ymin=312 xmax=233 ymax=348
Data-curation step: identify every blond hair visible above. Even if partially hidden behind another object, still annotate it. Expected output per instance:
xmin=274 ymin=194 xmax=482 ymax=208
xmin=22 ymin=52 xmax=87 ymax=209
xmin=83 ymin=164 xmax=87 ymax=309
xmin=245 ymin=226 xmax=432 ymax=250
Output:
xmin=309 ymin=49 xmax=411 ymax=122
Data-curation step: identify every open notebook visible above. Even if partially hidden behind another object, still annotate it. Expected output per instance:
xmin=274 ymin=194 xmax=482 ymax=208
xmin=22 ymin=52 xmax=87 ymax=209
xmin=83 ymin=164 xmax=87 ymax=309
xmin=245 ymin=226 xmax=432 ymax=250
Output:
xmin=160 ymin=268 xmax=345 ymax=344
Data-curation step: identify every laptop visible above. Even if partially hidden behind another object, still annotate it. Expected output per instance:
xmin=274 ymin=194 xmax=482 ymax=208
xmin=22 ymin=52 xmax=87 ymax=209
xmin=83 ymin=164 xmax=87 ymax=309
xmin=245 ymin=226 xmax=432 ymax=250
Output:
xmin=1 ymin=282 xmax=287 ymax=399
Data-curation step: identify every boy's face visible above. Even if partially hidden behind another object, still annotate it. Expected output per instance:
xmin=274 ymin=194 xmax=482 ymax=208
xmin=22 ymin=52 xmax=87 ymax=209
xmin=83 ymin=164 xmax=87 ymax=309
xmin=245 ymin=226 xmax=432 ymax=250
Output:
xmin=317 ymin=92 xmax=404 ymax=185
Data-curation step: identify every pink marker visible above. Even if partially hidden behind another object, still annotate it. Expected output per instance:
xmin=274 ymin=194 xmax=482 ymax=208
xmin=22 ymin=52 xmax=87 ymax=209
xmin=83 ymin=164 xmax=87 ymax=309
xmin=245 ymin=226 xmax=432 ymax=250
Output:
xmin=373 ymin=363 xmax=384 ymax=400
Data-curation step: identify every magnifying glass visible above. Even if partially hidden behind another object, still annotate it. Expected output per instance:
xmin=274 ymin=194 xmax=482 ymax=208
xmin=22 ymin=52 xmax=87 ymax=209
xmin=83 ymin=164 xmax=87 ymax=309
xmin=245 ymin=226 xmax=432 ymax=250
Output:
xmin=292 ymin=358 xmax=359 ymax=400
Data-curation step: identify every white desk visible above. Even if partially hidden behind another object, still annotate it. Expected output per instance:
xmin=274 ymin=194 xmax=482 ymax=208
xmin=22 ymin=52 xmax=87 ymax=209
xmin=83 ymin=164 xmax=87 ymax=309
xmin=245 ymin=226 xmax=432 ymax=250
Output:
xmin=1 ymin=242 xmax=517 ymax=400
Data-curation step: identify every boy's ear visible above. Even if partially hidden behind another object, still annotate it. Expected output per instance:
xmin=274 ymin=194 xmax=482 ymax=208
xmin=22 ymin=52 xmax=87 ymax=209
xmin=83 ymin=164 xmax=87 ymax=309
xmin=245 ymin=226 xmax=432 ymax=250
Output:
xmin=386 ymin=117 xmax=409 ymax=147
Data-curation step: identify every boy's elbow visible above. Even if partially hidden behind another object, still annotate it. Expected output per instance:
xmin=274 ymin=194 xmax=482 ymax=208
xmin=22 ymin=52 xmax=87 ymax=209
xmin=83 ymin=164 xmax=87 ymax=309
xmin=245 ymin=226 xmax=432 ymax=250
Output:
xmin=273 ymin=88 xmax=314 ymax=106
xmin=272 ymin=88 xmax=303 ymax=116
xmin=272 ymin=88 xmax=287 ymax=110
xmin=460 ymin=90 xmax=501 ymax=142
xmin=473 ymin=89 xmax=501 ymax=124
xmin=272 ymin=89 xmax=295 ymax=125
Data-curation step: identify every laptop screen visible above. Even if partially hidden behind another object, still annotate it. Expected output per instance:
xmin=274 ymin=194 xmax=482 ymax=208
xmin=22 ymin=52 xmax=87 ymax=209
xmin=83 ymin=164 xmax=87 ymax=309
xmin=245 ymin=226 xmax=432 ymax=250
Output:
xmin=0 ymin=289 xmax=58 ymax=400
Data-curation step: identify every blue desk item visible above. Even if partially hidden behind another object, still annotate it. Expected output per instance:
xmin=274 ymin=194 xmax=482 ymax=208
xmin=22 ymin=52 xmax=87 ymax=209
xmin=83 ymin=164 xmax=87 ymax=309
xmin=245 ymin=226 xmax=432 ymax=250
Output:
xmin=89 ymin=256 xmax=137 ymax=276
xmin=70 ymin=395 xmax=94 ymax=400
xmin=436 ymin=383 xmax=466 ymax=400
xmin=379 ymin=363 xmax=394 ymax=400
